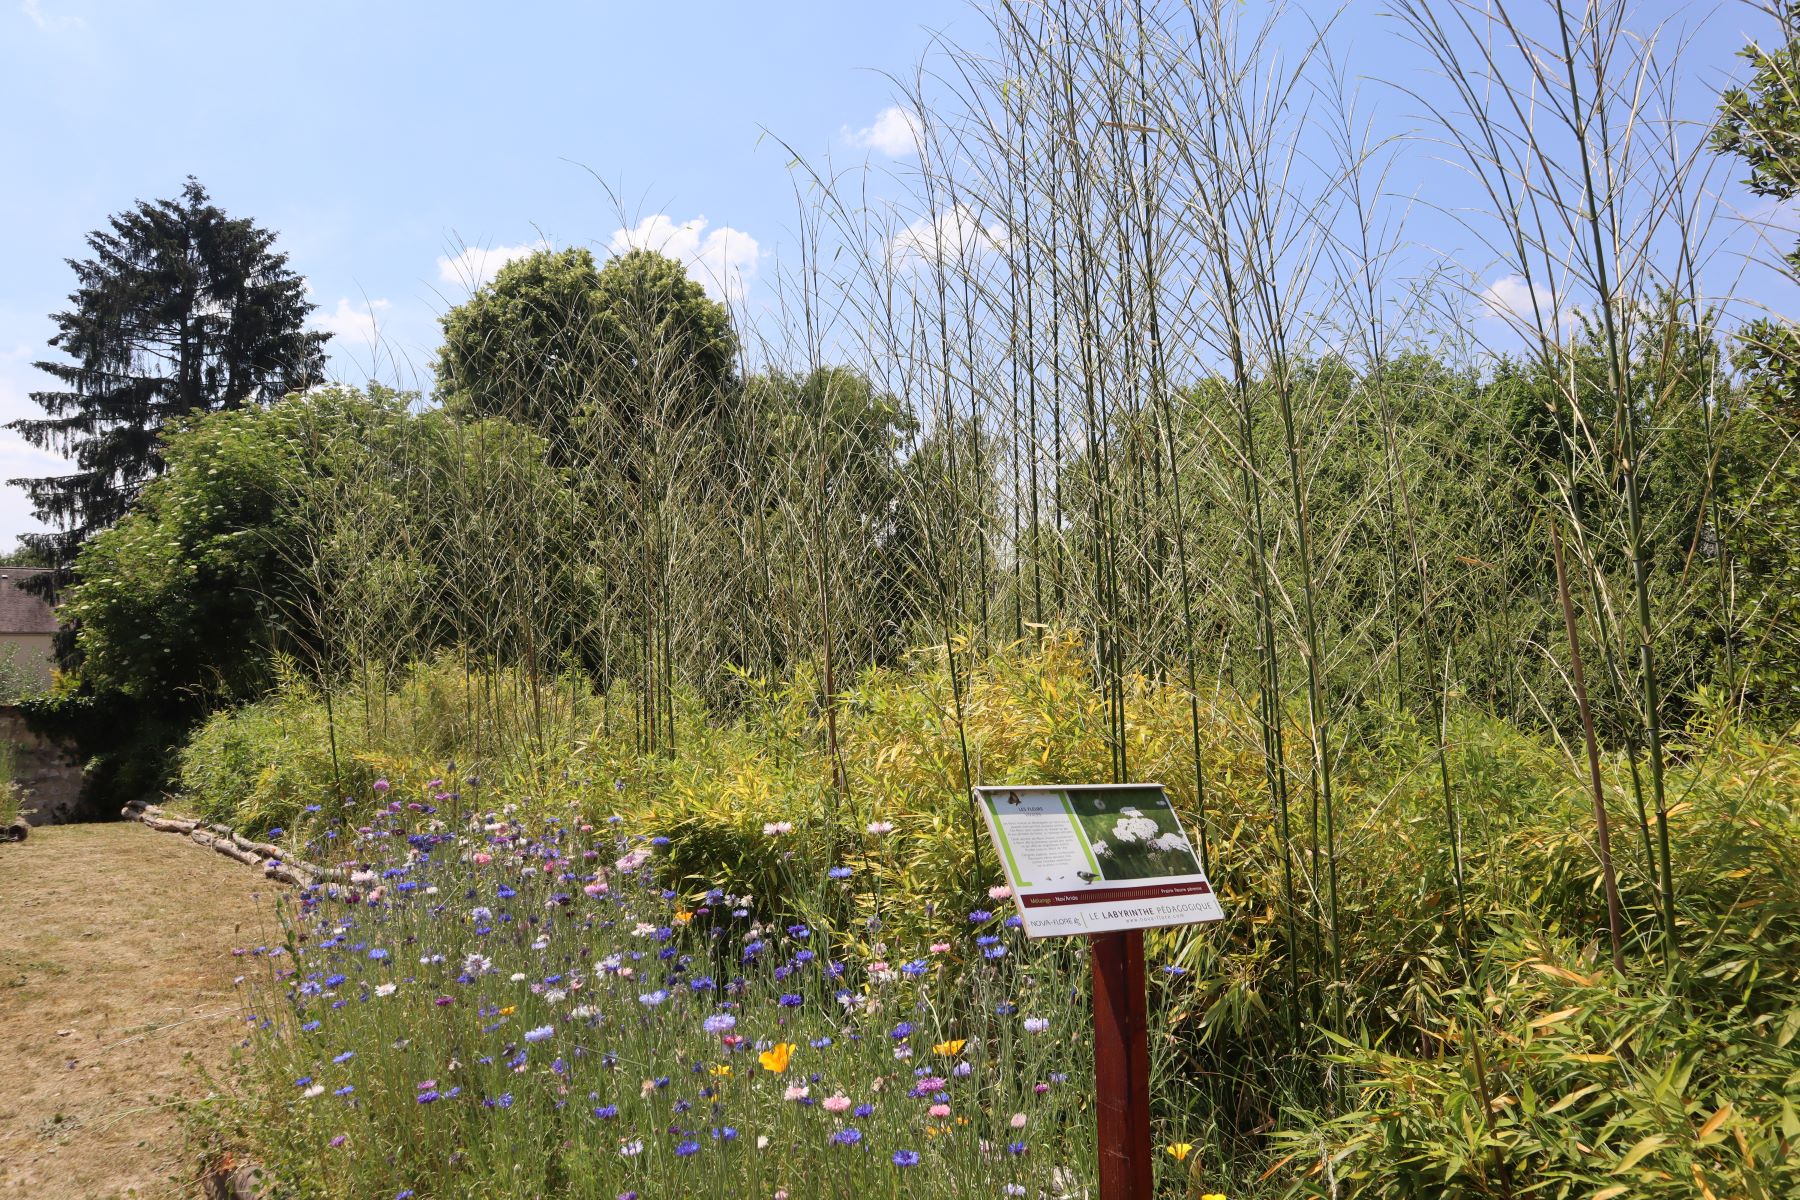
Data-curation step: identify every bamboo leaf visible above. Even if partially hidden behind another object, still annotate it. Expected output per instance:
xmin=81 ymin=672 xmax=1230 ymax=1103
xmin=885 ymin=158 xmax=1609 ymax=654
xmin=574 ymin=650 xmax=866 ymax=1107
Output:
xmin=1617 ymin=1134 xmax=1668 ymax=1172
xmin=1697 ymin=1102 xmax=1733 ymax=1140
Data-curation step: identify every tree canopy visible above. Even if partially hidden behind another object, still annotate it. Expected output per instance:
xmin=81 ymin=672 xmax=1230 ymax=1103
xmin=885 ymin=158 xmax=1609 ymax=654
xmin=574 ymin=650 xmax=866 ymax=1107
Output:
xmin=9 ymin=179 xmax=327 ymax=570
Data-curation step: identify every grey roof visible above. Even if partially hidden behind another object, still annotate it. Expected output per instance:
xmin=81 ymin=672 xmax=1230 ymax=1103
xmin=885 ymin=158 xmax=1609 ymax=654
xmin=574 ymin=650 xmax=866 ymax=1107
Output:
xmin=0 ymin=569 xmax=59 ymax=635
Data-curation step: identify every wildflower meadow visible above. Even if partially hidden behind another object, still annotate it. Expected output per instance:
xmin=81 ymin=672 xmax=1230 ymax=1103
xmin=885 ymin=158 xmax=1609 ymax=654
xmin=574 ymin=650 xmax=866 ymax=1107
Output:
xmin=225 ymin=794 xmax=1145 ymax=1199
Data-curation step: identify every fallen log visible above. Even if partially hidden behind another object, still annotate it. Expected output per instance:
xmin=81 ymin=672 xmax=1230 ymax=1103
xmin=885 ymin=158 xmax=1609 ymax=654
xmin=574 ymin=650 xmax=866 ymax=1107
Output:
xmin=233 ymin=833 xmax=283 ymax=859
xmin=213 ymin=839 xmax=262 ymax=867
xmin=142 ymin=815 xmax=198 ymax=834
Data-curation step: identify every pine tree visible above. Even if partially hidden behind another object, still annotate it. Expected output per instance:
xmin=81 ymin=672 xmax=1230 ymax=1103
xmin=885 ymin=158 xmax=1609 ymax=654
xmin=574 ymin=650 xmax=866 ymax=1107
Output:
xmin=10 ymin=178 xmax=328 ymax=574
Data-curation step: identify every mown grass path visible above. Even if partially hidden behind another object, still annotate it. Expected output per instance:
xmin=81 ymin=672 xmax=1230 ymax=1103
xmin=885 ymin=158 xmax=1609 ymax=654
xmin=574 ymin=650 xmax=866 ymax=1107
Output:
xmin=0 ymin=823 xmax=278 ymax=1199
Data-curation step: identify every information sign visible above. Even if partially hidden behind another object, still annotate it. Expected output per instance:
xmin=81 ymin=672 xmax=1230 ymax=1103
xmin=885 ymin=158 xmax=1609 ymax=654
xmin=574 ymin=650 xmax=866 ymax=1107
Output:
xmin=975 ymin=783 xmax=1224 ymax=937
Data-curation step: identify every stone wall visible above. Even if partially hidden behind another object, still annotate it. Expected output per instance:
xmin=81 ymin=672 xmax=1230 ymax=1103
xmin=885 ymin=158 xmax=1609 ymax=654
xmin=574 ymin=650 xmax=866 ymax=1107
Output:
xmin=0 ymin=704 xmax=87 ymax=825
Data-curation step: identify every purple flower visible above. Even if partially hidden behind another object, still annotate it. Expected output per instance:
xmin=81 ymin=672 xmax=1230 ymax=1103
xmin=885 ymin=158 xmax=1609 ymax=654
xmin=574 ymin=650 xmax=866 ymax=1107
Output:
xmin=893 ymin=1149 xmax=920 ymax=1167
xmin=703 ymin=1014 xmax=736 ymax=1035
xmin=832 ymin=1128 xmax=863 ymax=1146
xmin=524 ymin=1025 xmax=554 ymax=1043
xmin=778 ymin=993 xmax=803 ymax=1008
xmin=827 ymin=866 xmax=853 ymax=880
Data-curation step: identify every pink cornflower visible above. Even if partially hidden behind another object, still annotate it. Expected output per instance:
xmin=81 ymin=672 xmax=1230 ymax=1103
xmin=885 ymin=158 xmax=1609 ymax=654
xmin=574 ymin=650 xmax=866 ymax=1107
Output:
xmin=1010 ymin=1112 xmax=1028 ymax=1129
xmin=473 ymin=852 xmax=492 ymax=866
xmin=821 ymin=1094 xmax=852 ymax=1113
xmin=930 ymin=942 xmax=952 ymax=954
xmin=928 ymin=1104 xmax=952 ymax=1118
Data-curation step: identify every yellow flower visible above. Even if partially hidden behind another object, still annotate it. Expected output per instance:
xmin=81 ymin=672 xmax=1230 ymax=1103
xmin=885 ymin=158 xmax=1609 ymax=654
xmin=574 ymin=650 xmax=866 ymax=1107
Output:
xmin=498 ymin=1006 xmax=516 ymax=1016
xmin=932 ymin=1038 xmax=967 ymax=1056
xmin=674 ymin=910 xmax=694 ymax=925
xmin=1165 ymin=1142 xmax=1195 ymax=1161
xmin=758 ymin=1042 xmax=795 ymax=1073
xmin=1201 ymin=1194 xmax=1226 ymax=1200
xmin=710 ymin=1064 xmax=732 ymax=1077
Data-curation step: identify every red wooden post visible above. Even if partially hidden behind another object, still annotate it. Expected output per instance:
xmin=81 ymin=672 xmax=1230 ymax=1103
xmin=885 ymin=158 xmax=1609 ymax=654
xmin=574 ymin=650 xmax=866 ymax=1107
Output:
xmin=1091 ymin=928 xmax=1153 ymax=1200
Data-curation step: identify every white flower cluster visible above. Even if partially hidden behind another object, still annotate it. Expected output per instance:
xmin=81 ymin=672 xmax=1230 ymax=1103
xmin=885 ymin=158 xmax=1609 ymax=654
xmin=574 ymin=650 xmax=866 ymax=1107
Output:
xmin=1112 ymin=815 xmax=1161 ymax=843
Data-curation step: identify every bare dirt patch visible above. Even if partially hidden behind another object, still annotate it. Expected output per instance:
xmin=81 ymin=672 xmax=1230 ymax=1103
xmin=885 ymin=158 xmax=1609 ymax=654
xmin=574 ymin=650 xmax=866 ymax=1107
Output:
xmin=0 ymin=823 xmax=282 ymax=1199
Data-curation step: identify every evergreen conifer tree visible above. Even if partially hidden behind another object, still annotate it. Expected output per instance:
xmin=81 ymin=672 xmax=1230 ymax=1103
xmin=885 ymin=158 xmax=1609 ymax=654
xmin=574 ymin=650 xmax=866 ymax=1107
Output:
xmin=10 ymin=178 xmax=328 ymax=576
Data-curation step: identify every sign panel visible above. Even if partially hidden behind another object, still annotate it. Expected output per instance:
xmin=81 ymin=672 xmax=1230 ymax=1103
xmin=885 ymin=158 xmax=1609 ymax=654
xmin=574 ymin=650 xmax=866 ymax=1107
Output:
xmin=976 ymin=783 xmax=1224 ymax=937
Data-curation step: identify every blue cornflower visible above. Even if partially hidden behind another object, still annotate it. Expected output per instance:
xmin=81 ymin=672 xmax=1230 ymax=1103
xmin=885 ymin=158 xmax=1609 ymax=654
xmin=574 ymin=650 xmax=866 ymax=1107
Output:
xmin=302 ymin=1020 xmax=322 ymax=1032
xmin=890 ymin=1022 xmax=913 ymax=1040
xmin=333 ymin=1051 xmax=354 ymax=1064
xmin=703 ymin=1014 xmax=737 ymax=1034
xmin=675 ymin=1139 xmax=701 ymax=1157
xmin=893 ymin=1149 xmax=920 ymax=1167
xmin=594 ymin=1104 xmax=619 ymax=1119
xmin=968 ymin=909 xmax=992 ymax=922
xmin=335 ymin=1085 xmax=354 ymax=1096
xmin=638 ymin=990 xmax=669 ymax=1006
xmin=832 ymin=1128 xmax=863 ymax=1146
xmin=368 ymin=948 xmax=389 ymax=961
xmin=854 ymin=1103 xmax=874 ymax=1117
xmin=778 ymin=993 xmax=803 ymax=1008
xmin=827 ymin=866 xmax=853 ymax=880
xmin=712 ymin=1126 xmax=738 ymax=1141
xmin=524 ymin=1025 xmax=554 ymax=1043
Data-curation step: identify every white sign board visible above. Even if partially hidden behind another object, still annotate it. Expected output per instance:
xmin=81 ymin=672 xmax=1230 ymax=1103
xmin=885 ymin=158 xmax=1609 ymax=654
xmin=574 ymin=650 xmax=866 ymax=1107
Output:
xmin=976 ymin=783 xmax=1224 ymax=937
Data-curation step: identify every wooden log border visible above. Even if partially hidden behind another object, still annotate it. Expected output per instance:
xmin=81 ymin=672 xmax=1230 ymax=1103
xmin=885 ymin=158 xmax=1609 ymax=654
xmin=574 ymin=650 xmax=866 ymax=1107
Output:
xmin=122 ymin=799 xmax=336 ymax=889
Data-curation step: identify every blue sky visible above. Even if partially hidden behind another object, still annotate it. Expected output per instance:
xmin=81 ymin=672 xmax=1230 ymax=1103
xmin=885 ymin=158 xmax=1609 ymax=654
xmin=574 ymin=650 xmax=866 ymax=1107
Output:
xmin=0 ymin=0 xmax=1785 ymax=546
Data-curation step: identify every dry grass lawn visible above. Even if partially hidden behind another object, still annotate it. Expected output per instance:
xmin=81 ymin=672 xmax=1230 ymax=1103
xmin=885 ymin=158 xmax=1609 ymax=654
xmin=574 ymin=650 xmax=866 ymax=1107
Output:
xmin=0 ymin=823 xmax=281 ymax=1199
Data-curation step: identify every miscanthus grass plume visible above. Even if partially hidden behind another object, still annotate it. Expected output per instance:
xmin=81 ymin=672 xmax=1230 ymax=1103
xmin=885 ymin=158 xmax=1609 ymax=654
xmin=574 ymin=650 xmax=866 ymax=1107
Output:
xmin=227 ymin=789 xmax=1144 ymax=1199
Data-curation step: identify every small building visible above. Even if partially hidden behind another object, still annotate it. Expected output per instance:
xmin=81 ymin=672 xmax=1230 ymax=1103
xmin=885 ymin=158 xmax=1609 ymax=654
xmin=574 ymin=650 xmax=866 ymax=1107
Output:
xmin=0 ymin=568 xmax=59 ymax=696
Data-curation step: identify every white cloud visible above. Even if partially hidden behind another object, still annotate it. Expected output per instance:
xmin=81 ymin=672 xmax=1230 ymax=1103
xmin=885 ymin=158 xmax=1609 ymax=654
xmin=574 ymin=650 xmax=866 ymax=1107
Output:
xmin=886 ymin=204 xmax=1008 ymax=268
xmin=308 ymin=297 xmax=392 ymax=350
xmin=1479 ymin=273 xmax=1562 ymax=329
xmin=20 ymin=0 xmax=82 ymax=31
xmin=846 ymin=106 xmax=922 ymax=157
xmin=435 ymin=242 xmax=548 ymax=291
xmin=607 ymin=215 xmax=760 ymax=305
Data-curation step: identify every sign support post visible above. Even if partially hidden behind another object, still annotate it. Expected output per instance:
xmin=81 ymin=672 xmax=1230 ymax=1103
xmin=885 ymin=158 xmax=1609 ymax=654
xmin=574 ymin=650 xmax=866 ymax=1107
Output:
xmin=1092 ymin=928 xmax=1154 ymax=1200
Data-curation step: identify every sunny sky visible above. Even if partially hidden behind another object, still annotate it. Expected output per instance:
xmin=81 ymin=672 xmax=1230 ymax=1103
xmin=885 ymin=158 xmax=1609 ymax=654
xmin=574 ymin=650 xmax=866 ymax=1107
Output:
xmin=1 ymin=0 xmax=1786 ymax=547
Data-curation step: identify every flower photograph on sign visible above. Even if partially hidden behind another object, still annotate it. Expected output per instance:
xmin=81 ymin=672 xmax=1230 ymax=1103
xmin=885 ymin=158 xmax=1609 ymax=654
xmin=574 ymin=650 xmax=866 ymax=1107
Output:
xmin=1067 ymin=789 xmax=1203 ymax=882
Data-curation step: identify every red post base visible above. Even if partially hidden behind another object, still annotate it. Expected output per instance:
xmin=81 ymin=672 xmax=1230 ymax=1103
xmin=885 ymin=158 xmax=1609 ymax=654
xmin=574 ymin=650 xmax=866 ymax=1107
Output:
xmin=1092 ymin=928 xmax=1154 ymax=1200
